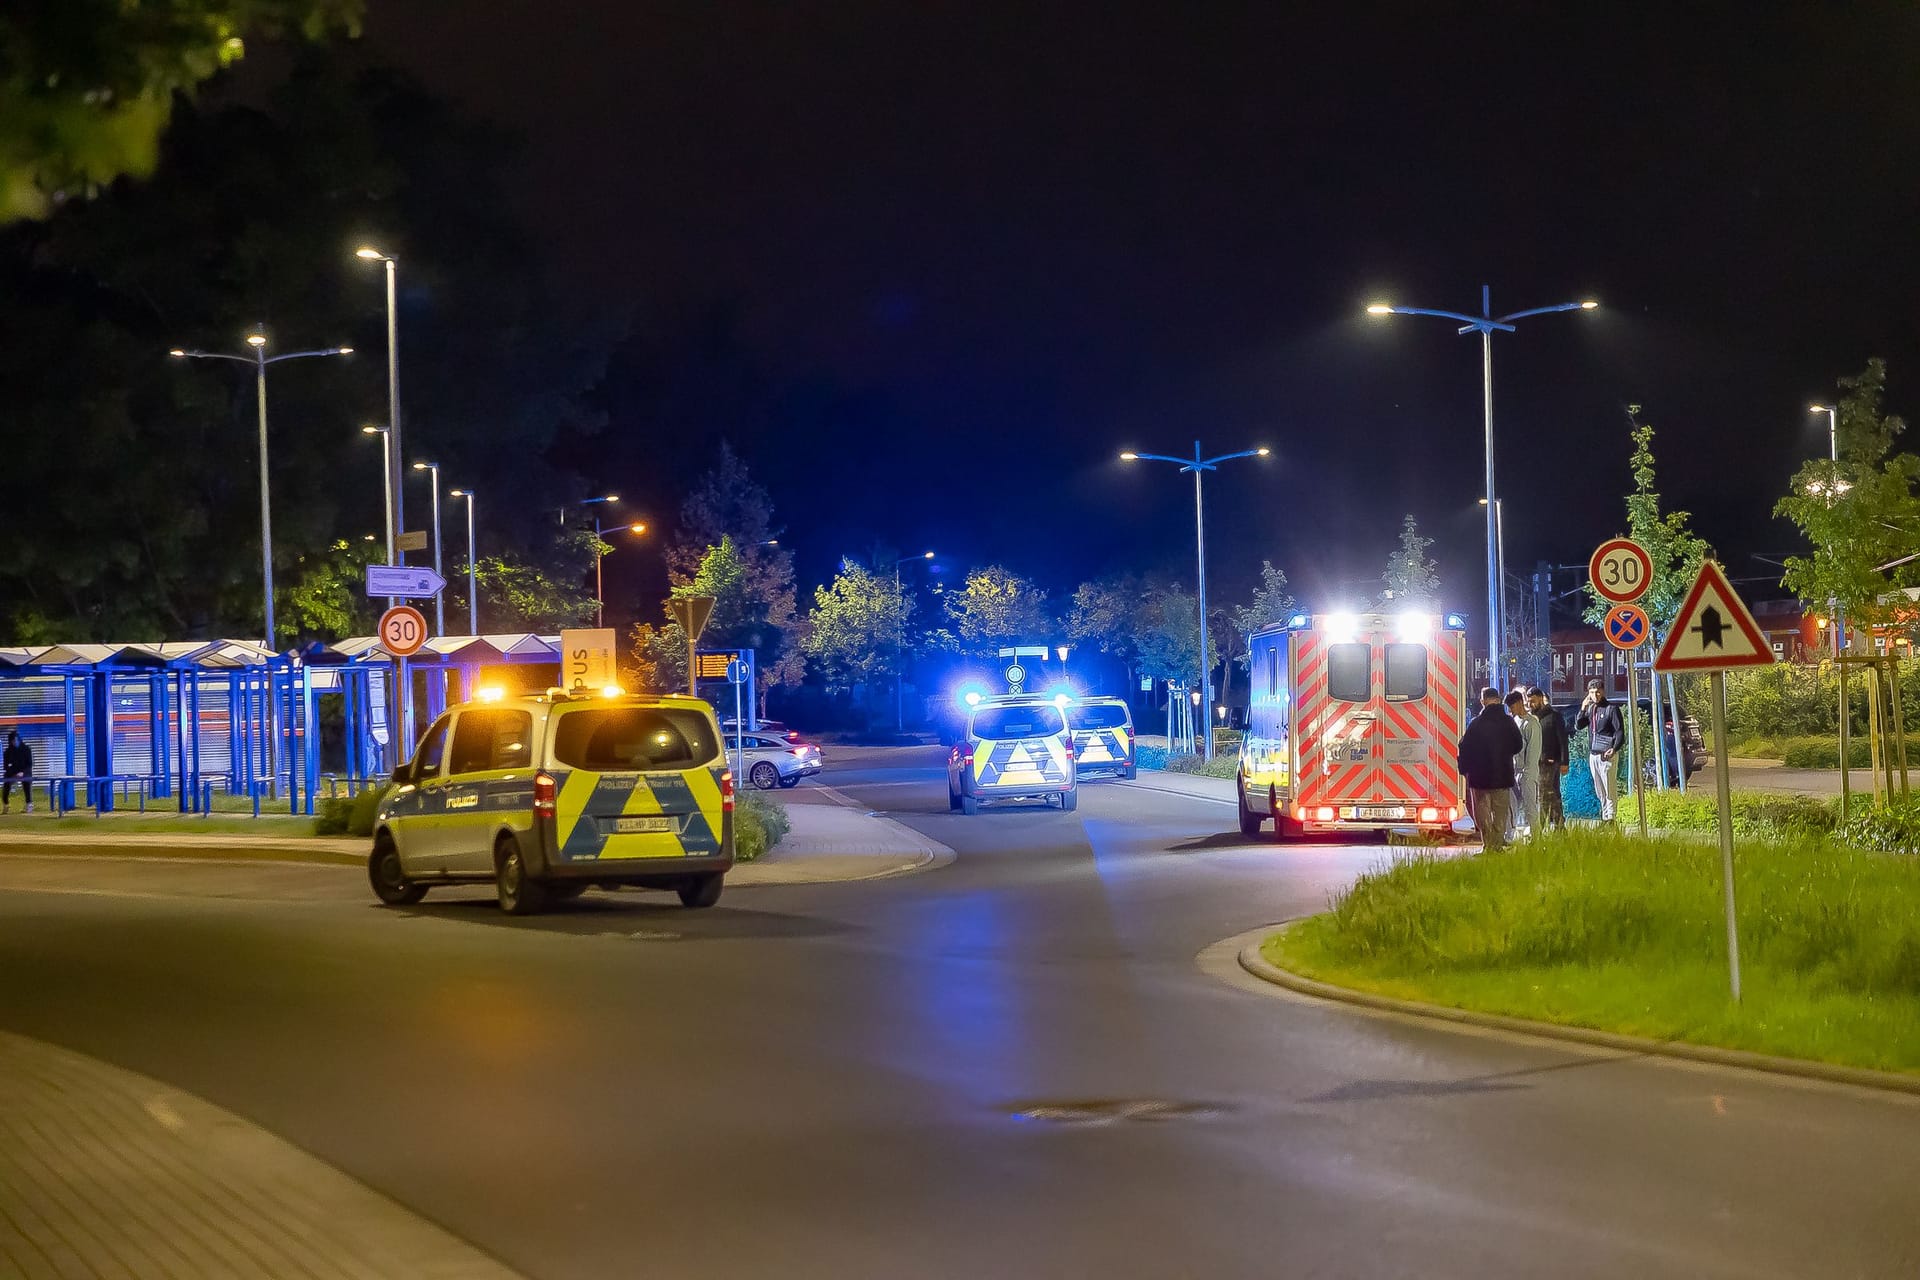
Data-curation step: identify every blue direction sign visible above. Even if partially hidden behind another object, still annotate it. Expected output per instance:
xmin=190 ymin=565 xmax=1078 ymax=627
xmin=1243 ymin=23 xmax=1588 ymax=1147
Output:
xmin=725 ymin=658 xmax=748 ymax=685
xmin=1604 ymin=603 xmax=1650 ymax=650
xmin=364 ymin=565 xmax=446 ymax=599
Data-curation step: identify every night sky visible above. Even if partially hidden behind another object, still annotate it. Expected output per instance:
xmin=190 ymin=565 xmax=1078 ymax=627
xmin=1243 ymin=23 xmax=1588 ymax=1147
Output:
xmin=345 ymin=2 xmax=1920 ymax=627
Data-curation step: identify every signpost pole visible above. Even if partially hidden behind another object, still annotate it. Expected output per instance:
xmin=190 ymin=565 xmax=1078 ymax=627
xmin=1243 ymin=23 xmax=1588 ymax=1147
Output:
xmin=733 ymin=675 xmax=744 ymax=783
xmin=1629 ymin=647 xmax=1647 ymax=837
xmin=1711 ymin=670 xmax=1742 ymax=1002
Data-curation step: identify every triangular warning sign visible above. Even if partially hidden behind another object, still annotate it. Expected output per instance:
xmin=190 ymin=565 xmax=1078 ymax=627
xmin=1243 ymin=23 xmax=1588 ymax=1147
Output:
xmin=1653 ymin=561 xmax=1775 ymax=673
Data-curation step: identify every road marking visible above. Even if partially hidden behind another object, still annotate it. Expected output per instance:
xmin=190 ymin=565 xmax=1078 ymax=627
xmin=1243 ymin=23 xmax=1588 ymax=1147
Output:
xmin=1117 ymin=781 xmax=1239 ymax=808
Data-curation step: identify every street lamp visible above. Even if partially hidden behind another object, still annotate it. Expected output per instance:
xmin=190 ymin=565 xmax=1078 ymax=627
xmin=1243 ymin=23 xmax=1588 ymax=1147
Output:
xmin=361 ymin=427 xmax=395 ymax=576
xmin=1367 ymin=287 xmax=1598 ymax=679
xmin=1809 ymin=403 xmax=1847 ymax=656
xmin=411 ymin=461 xmax=446 ymax=635
xmin=559 ymin=496 xmax=625 ymax=627
xmin=355 ymin=247 xmax=405 ymax=563
xmin=170 ymin=335 xmax=352 ymax=647
xmin=1119 ymin=443 xmax=1271 ymax=759
xmin=594 ymin=523 xmax=649 ymax=628
xmin=894 ymin=550 xmax=935 ymax=730
xmin=450 ymin=488 xmax=479 ymax=636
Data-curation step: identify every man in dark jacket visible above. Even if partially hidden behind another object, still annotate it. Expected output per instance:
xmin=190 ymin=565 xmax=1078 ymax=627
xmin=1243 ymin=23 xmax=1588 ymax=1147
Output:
xmin=1528 ymin=687 xmax=1569 ymax=830
xmin=2 ymin=732 xmax=31 ymax=814
xmin=1458 ymin=686 xmax=1524 ymax=850
xmin=1574 ymin=678 xmax=1625 ymax=821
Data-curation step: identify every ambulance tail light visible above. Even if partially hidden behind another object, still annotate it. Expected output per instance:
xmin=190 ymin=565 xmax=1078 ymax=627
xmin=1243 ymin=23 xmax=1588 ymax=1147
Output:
xmin=1294 ymin=804 xmax=1306 ymax=821
xmin=1419 ymin=806 xmax=1440 ymax=823
xmin=533 ymin=772 xmax=557 ymax=819
xmin=1315 ymin=806 xmax=1335 ymax=822
xmin=721 ymin=768 xmax=735 ymax=813
xmin=1449 ymin=806 xmax=1460 ymax=821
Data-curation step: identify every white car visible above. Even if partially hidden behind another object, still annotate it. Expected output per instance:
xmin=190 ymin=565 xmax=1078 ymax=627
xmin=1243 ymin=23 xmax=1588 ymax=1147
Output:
xmin=730 ymin=731 xmax=823 ymax=790
xmin=721 ymin=718 xmax=797 ymax=741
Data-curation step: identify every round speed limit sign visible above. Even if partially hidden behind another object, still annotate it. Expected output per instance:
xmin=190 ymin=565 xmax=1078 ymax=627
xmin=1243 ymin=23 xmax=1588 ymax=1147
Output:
xmin=378 ymin=604 xmax=429 ymax=657
xmin=1589 ymin=537 xmax=1653 ymax=604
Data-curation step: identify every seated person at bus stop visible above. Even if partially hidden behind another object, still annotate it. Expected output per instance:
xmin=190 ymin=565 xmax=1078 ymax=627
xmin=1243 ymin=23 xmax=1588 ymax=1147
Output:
xmin=1457 ymin=687 xmax=1523 ymax=850
xmin=3 ymin=732 xmax=32 ymax=813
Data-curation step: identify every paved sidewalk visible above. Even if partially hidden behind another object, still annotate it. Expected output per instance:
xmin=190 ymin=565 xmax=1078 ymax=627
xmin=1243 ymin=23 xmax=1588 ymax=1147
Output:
xmin=0 ymin=1031 xmax=519 ymax=1280
xmin=738 ymin=790 xmax=952 ymax=885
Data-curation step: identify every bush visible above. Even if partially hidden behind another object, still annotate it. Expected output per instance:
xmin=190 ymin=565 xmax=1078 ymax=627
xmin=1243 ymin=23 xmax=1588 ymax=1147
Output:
xmin=1781 ymin=736 xmax=1874 ymax=769
xmin=1160 ymin=752 xmax=1239 ymax=779
xmin=314 ymin=785 xmax=391 ymax=837
xmin=1642 ymin=788 xmax=1839 ymax=839
xmin=735 ymin=790 xmax=789 ymax=863
xmin=1839 ymin=795 xmax=1920 ymax=856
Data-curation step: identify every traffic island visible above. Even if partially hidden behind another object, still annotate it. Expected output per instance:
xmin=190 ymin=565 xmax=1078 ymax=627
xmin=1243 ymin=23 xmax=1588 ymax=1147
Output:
xmin=1249 ymin=827 xmax=1920 ymax=1082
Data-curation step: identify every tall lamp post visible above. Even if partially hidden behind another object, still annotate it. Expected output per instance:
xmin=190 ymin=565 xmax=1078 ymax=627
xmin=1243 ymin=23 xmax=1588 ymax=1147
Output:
xmin=596 ymin=522 xmax=649 ymax=628
xmin=1809 ymin=403 xmax=1847 ymax=657
xmin=451 ymin=489 xmax=479 ymax=636
xmin=355 ymin=248 xmax=406 ymax=563
xmin=1366 ymin=287 xmax=1597 ymax=682
xmin=1120 ymin=443 xmax=1270 ymax=759
xmin=559 ymin=495 xmax=622 ymax=626
xmin=360 ymin=426 xmax=395 ymax=573
xmin=170 ymin=335 xmax=353 ymax=648
xmin=894 ymin=551 xmax=935 ymax=730
xmin=410 ymin=460 xmax=445 ymax=635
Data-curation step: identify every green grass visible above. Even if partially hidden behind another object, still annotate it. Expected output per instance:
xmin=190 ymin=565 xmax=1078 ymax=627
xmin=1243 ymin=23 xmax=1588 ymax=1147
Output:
xmin=1264 ymin=827 xmax=1920 ymax=1074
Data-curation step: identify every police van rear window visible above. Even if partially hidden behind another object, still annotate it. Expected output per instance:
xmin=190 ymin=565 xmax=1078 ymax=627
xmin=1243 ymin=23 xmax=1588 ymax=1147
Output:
xmin=551 ymin=708 xmax=720 ymax=771
xmin=972 ymin=706 xmax=1066 ymax=739
xmin=1067 ymin=704 xmax=1129 ymax=730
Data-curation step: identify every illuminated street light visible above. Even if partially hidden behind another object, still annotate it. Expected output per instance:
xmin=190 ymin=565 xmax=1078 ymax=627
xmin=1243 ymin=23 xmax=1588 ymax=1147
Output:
xmin=412 ymin=461 xmax=446 ymax=635
xmin=355 ymin=246 xmax=406 ymax=573
xmin=1118 ymin=442 xmax=1271 ymax=759
xmin=361 ymin=426 xmax=394 ymax=572
xmin=1364 ymin=287 xmax=1598 ymax=678
xmin=450 ymin=488 xmax=479 ymax=636
xmin=168 ymin=335 xmax=352 ymax=648
xmin=894 ymin=550 xmax=937 ymax=730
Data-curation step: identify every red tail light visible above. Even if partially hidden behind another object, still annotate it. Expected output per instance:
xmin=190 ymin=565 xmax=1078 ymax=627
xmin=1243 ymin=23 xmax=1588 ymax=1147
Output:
xmin=721 ymin=768 xmax=735 ymax=813
xmin=533 ymin=772 xmax=556 ymax=818
xmin=1063 ymin=738 xmax=1076 ymax=760
xmin=1419 ymin=806 xmax=1440 ymax=823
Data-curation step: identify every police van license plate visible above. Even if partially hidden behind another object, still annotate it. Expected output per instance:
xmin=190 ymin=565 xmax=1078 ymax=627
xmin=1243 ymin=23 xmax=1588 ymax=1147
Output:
xmin=608 ymin=815 xmax=676 ymax=834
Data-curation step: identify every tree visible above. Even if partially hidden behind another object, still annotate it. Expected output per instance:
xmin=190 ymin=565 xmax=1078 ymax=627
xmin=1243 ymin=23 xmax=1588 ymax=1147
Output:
xmin=0 ymin=53 xmax=612 ymax=644
xmin=627 ymin=535 xmax=804 ymax=704
xmin=1585 ymin=408 xmax=1713 ymax=632
xmin=1775 ymin=363 xmax=1920 ymax=634
xmin=945 ymin=566 xmax=1050 ymax=655
xmin=452 ymin=552 xmax=597 ymax=633
xmin=802 ymin=559 xmax=908 ymax=689
xmin=1380 ymin=515 xmax=1439 ymax=608
xmin=1066 ymin=573 xmax=1146 ymax=677
xmin=1 ymin=1 xmax=361 ymax=221
xmin=283 ymin=537 xmax=382 ymax=640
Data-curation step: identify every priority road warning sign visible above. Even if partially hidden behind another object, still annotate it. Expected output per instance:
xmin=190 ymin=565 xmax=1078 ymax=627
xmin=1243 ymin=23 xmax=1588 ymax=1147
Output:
xmin=1653 ymin=561 xmax=1774 ymax=673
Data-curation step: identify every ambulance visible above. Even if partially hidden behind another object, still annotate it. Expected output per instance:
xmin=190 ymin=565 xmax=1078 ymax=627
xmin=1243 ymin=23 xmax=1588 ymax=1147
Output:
xmin=1237 ymin=610 xmax=1468 ymax=839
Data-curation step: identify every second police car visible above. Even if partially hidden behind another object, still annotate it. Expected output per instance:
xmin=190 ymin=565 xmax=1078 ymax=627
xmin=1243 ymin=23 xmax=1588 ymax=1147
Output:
xmin=947 ymin=692 xmax=1078 ymax=814
xmin=367 ymin=686 xmax=734 ymax=915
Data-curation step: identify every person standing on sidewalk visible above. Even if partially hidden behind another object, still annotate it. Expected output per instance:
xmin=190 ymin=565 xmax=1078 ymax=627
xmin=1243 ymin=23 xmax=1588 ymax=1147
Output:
xmin=1529 ymin=687 xmax=1569 ymax=830
xmin=1575 ymin=678 xmax=1624 ymax=821
xmin=1458 ymin=686 xmax=1524 ymax=850
xmin=1506 ymin=689 xmax=1542 ymax=836
xmin=2 ymin=732 xmax=32 ymax=813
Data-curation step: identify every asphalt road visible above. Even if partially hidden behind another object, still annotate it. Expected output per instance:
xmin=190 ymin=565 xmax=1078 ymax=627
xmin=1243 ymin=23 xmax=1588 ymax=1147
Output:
xmin=3 ymin=746 xmax=1919 ymax=1278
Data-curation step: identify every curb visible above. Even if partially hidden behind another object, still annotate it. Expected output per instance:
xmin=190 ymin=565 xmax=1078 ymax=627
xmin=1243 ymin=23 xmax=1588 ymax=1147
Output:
xmin=0 ymin=841 xmax=364 ymax=868
xmin=1237 ymin=925 xmax=1920 ymax=1098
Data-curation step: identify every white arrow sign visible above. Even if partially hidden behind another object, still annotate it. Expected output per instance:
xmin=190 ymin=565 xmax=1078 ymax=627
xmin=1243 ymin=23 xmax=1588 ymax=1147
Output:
xmin=364 ymin=564 xmax=446 ymax=599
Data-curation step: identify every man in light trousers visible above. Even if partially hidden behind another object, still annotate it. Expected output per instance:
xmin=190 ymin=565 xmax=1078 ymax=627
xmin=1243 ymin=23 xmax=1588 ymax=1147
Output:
xmin=1506 ymin=689 xmax=1541 ymax=836
xmin=1575 ymin=677 xmax=1625 ymax=822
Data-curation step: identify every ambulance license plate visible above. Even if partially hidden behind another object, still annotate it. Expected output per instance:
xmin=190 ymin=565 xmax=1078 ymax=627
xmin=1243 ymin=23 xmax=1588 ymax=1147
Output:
xmin=609 ymin=815 xmax=675 ymax=834
xmin=1358 ymin=805 xmax=1407 ymax=821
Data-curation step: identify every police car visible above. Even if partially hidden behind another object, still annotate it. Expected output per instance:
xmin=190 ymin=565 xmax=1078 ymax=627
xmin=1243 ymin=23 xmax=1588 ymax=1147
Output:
xmin=1064 ymin=696 xmax=1136 ymax=780
xmin=946 ymin=693 xmax=1078 ymax=814
xmin=367 ymin=687 xmax=734 ymax=915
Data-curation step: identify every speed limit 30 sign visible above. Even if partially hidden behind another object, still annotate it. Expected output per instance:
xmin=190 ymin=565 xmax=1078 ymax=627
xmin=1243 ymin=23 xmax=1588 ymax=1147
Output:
xmin=379 ymin=604 xmax=430 ymax=657
xmin=1589 ymin=538 xmax=1653 ymax=604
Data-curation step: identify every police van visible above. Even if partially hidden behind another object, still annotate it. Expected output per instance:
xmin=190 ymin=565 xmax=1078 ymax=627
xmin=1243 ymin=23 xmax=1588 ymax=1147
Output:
xmin=368 ymin=687 xmax=733 ymax=915
xmin=947 ymin=693 xmax=1078 ymax=814
xmin=1064 ymin=696 xmax=1136 ymax=780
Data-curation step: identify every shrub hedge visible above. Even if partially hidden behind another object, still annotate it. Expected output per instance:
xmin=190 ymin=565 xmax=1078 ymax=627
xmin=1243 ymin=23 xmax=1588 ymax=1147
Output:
xmin=736 ymin=790 xmax=789 ymax=862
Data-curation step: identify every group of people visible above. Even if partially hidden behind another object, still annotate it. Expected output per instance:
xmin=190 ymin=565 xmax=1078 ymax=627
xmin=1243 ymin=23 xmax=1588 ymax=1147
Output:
xmin=1455 ymin=678 xmax=1624 ymax=849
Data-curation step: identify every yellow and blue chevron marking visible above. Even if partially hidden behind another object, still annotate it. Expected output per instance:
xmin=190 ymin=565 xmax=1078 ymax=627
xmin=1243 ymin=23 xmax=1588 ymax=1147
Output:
xmin=1073 ymin=728 xmax=1129 ymax=765
xmin=973 ymin=738 xmax=1067 ymax=787
xmin=552 ymin=766 xmax=726 ymax=862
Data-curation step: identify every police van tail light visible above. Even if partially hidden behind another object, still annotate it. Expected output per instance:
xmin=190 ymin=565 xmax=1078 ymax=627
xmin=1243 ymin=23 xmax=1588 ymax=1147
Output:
xmin=721 ymin=768 xmax=735 ymax=813
xmin=533 ymin=772 xmax=557 ymax=819
xmin=1063 ymin=737 xmax=1076 ymax=761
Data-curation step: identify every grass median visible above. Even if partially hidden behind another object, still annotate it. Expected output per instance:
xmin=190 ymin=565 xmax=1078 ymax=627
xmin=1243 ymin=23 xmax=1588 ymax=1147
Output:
xmin=1264 ymin=828 xmax=1920 ymax=1075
